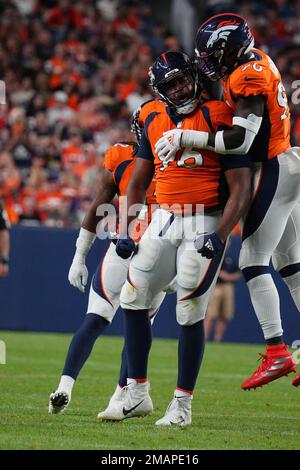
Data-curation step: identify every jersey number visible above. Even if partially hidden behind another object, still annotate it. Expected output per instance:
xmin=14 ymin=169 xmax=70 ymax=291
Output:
xmin=159 ymin=149 xmax=203 ymax=171
xmin=176 ymin=149 xmax=203 ymax=168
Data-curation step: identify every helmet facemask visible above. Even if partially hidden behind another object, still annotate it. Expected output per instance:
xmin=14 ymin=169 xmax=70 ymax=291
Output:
xmin=195 ymin=46 xmax=234 ymax=81
xmin=151 ymin=67 xmax=200 ymax=115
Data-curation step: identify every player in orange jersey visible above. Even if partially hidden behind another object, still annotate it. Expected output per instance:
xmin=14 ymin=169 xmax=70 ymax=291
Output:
xmin=103 ymin=51 xmax=252 ymax=425
xmin=155 ymin=14 xmax=300 ymax=389
xmin=48 ymin=121 xmax=165 ymax=416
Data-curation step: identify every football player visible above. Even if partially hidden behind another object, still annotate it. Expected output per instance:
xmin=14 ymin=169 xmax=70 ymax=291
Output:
xmin=104 ymin=51 xmax=252 ymax=425
xmin=155 ymin=14 xmax=300 ymax=389
xmin=48 ymin=115 xmax=165 ymax=416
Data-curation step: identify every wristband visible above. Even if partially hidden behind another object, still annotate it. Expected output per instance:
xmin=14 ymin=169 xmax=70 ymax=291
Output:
xmin=75 ymin=228 xmax=96 ymax=256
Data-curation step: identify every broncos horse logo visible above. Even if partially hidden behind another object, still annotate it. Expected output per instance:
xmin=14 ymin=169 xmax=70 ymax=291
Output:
xmin=207 ymin=25 xmax=239 ymax=48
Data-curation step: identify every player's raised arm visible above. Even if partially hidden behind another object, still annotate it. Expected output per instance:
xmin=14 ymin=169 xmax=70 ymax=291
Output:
xmin=207 ymin=94 xmax=264 ymax=154
xmin=155 ymin=93 xmax=264 ymax=158
xmin=68 ymin=167 xmax=118 ymax=293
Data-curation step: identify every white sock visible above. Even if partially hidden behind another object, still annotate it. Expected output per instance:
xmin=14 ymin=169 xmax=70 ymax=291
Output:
xmin=175 ymin=389 xmax=193 ymax=399
xmin=247 ymin=274 xmax=283 ymax=339
xmin=57 ymin=375 xmax=75 ymax=396
xmin=282 ymin=272 xmax=300 ymax=311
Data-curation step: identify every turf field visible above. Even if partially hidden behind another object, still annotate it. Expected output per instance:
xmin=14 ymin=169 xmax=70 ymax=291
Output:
xmin=0 ymin=331 xmax=299 ymax=450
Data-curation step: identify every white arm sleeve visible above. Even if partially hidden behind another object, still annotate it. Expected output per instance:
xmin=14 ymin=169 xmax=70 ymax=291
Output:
xmin=75 ymin=227 xmax=96 ymax=257
xmin=215 ymin=113 xmax=263 ymax=155
xmin=180 ymin=130 xmax=209 ymax=149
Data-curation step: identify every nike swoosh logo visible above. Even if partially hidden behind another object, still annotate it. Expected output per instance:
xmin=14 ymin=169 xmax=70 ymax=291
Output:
xmin=123 ymin=400 xmax=144 ymax=416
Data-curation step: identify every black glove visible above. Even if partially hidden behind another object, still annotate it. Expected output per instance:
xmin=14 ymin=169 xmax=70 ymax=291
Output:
xmin=194 ymin=232 xmax=225 ymax=259
xmin=115 ymin=236 xmax=137 ymax=259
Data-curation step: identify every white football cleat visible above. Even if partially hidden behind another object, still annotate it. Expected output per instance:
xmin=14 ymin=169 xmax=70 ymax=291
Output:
xmin=155 ymin=393 xmax=192 ymax=426
xmin=97 ymin=379 xmax=153 ymax=421
xmin=48 ymin=391 xmax=70 ymax=414
xmin=97 ymin=385 xmax=127 ymax=420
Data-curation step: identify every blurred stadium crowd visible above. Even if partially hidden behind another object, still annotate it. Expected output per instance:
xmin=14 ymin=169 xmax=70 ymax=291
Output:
xmin=0 ymin=0 xmax=299 ymax=228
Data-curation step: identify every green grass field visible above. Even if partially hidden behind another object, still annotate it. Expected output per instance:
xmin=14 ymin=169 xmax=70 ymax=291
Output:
xmin=0 ymin=331 xmax=299 ymax=450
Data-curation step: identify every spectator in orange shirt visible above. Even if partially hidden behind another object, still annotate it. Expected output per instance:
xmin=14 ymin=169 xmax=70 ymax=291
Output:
xmin=46 ymin=0 xmax=83 ymax=29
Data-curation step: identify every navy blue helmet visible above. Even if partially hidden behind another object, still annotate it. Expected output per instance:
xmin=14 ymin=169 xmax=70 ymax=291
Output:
xmin=149 ymin=51 xmax=201 ymax=115
xmin=195 ymin=13 xmax=254 ymax=81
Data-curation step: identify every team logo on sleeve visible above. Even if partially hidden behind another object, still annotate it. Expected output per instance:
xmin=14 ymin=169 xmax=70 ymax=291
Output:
xmin=207 ymin=25 xmax=239 ymax=48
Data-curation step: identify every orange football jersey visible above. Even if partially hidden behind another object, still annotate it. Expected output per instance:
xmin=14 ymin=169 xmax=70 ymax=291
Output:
xmin=137 ymin=99 xmax=244 ymax=210
xmin=103 ymin=143 xmax=136 ymax=197
xmin=103 ymin=142 xmax=156 ymax=240
xmin=222 ymin=48 xmax=291 ymax=160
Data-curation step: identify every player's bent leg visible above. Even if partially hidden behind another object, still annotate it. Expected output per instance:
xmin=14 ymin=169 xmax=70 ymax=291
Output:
xmin=48 ymin=312 xmax=110 ymax=415
xmin=240 ymin=156 xmax=300 ymax=341
xmin=98 ymin=291 xmax=168 ymax=421
xmin=238 ymin=158 xmax=300 ymax=390
xmin=240 ymin=266 xmax=296 ymax=390
xmin=49 ymin=244 xmax=128 ymax=414
xmin=97 ymin=307 xmax=154 ymax=421
xmin=273 ymin=202 xmax=300 ymax=312
xmin=101 ymin=229 xmax=176 ymax=421
xmin=156 ymin=236 xmax=224 ymax=427
xmin=97 ymin=290 xmax=166 ymax=420
xmin=241 ymin=265 xmax=283 ymax=340
xmin=272 ymin=207 xmax=300 ymax=386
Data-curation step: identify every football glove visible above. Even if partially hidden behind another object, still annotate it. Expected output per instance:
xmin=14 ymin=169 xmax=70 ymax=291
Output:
xmin=115 ymin=235 xmax=137 ymax=259
xmin=194 ymin=232 xmax=225 ymax=259
xmin=68 ymin=254 xmax=88 ymax=293
xmin=155 ymin=129 xmax=183 ymax=162
xmin=155 ymin=129 xmax=209 ymax=161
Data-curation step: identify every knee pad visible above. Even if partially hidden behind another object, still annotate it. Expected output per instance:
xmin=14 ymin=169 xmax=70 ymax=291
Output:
xmin=176 ymin=298 xmax=206 ymax=326
xmin=239 ymin=243 xmax=271 ymax=270
xmin=120 ymin=280 xmax=151 ymax=311
xmin=177 ymin=252 xmax=202 ymax=290
xmin=86 ymin=285 xmax=116 ymax=323
xmin=133 ymin=237 xmax=162 ymax=272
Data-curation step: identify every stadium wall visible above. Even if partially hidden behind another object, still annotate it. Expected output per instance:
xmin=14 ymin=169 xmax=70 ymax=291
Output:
xmin=1 ymin=226 xmax=300 ymax=346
